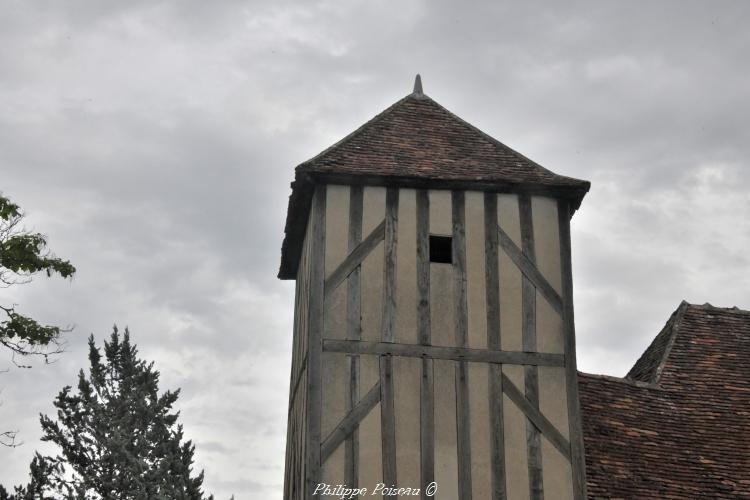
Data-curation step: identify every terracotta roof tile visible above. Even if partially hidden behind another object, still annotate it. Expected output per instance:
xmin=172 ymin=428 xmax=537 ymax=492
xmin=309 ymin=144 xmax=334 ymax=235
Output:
xmin=580 ymin=302 xmax=750 ymax=499
xmin=298 ymin=93 xmax=589 ymax=189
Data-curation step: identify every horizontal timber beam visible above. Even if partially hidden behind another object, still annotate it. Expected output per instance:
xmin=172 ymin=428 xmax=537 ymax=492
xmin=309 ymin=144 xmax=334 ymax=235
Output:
xmin=325 ymin=219 xmax=386 ymax=299
xmin=497 ymin=225 xmax=563 ymax=316
xmin=501 ymin=372 xmax=571 ymax=460
xmin=320 ymin=381 xmax=381 ymax=464
xmin=323 ymin=340 xmax=564 ymax=367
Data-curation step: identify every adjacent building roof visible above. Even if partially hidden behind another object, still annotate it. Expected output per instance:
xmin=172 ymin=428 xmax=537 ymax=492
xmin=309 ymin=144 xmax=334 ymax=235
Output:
xmin=279 ymin=77 xmax=590 ymax=279
xmin=579 ymin=302 xmax=750 ymax=499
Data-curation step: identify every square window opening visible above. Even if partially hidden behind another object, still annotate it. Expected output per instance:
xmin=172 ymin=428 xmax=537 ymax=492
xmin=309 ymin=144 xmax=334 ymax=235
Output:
xmin=429 ymin=235 xmax=453 ymax=264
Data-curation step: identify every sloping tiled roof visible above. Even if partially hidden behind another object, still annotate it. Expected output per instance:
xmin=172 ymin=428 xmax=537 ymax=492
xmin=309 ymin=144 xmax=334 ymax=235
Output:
xmin=279 ymin=82 xmax=590 ymax=279
xmin=625 ymin=303 xmax=687 ymax=383
xmin=579 ymin=302 xmax=750 ymax=499
xmin=297 ymin=92 xmax=589 ymax=190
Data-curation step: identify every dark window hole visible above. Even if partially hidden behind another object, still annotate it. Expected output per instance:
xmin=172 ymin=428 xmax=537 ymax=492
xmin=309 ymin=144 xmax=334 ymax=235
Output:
xmin=429 ymin=235 xmax=453 ymax=264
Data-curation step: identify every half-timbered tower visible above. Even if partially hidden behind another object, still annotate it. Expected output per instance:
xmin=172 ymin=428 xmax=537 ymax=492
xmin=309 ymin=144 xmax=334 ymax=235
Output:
xmin=279 ymin=76 xmax=590 ymax=500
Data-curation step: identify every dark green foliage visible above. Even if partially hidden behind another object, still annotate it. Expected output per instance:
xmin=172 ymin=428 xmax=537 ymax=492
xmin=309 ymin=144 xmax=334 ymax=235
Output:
xmin=8 ymin=329 xmax=214 ymax=499
xmin=0 ymin=193 xmax=75 ymax=365
xmin=1 ymin=454 xmax=60 ymax=499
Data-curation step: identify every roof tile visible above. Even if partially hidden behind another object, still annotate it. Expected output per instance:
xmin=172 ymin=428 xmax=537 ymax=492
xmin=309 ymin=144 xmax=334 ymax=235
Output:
xmin=580 ymin=303 xmax=750 ymax=499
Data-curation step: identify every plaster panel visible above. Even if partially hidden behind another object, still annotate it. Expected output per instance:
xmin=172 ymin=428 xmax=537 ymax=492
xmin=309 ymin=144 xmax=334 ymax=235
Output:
xmin=469 ymin=363 xmax=491 ymax=499
xmin=465 ymin=190 xmax=487 ymax=350
xmin=541 ymin=440 xmax=573 ymax=500
xmin=393 ymin=356 xmax=421 ymax=492
xmin=530 ymin=196 xmax=562 ymax=295
xmin=428 ymin=189 xmax=452 ymax=235
xmin=359 ymin=398 xmax=383 ymax=496
xmin=434 ymin=359 xmax=458 ymax=500
xmin=395 ymin=188 xmax=417 ymax=345
xmin=499 ymin=252 xmax=523 ymax=352
xmin=498 ymin=194 xmax=521 ymax=247
xmin=503 ymin=364 xmax=530 ymax=500
xmin=537 ymin=292 xmax=564 ymax=354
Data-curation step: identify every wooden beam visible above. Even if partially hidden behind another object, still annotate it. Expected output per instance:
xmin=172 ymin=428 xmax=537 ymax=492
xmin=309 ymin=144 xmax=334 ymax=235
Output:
xmin=306 ymin=184 xmax=326 ymax=498
xmin=452 ymin=191 xmax=472 ymax=500
xmin=347 ymin=185 xmax=364 ymax=342
xmin=501 ymin=373 xmax=571 ymax=461
xmin=382 ymin=188 xmax=399 ymax=343
xmin=306 ymin=172 xmax=589 ymax=211
xmin=287 ymin=352 xmax=308 ymax=416
xmin=453 ymin=191 xmax=468 ymax=349
xmin=323 ymin=340 xmax=564 ymax=366
xmin=380 ymin=356 xmax=397 ymax=496
xmin=324 ymin=219 xmax=385 ymax=298
xmin=420 ymin=358 xmax=434 ymax=500
xmin=279 ymin=173 xmax=589 ymax=280
xmin=519 ymin=194 xmax=543 ymax=500
xmin=416 ymin=189 xmax=434 ymax=500
xmin=417 ymin=190 xmax=431 ymax=346
xmin=558 ymin=199 xmax=589 ymax=500
xmin=380 ymin=188 xmax=399 ymax=497
xmin=320 ymin=382 xmax=381 ymax=464
xmin=345 ymin=185 xmax=363 ymax=489
xmin=484 ymin=192 xmax=507 ymax=500
xmin=496 ymin=225 xmax=563 ymax=316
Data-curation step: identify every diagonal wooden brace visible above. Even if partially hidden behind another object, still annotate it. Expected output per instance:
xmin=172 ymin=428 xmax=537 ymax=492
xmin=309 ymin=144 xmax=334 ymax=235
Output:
xmin=320 ymin=381 xmax=381 ymax=463
xmin=497 ymin=226 xmax=563 ymax=316
xmin=324 ymin=219 xmax=386 ymax=299
xmin=501 ymin=372 xmax=571 ymax=460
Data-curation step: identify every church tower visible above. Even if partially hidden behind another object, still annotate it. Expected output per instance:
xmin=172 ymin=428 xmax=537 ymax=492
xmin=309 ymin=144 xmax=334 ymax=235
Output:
xmin=279 ymin=76 xmax=589 ymax=500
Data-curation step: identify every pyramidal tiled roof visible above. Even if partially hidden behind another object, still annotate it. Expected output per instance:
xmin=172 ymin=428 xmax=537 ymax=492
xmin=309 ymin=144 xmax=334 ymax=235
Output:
xmin=297 ymin=84 xmax=589 ymax=191
xmin=579 ymin=302 xmax=750 ymax=498
xmin=279 ymin=77 xmax=590 ymax=279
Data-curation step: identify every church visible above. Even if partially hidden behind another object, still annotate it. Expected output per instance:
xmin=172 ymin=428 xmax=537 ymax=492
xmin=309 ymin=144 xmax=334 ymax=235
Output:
xmin=278 ymin=77 xmax=750 ymax=499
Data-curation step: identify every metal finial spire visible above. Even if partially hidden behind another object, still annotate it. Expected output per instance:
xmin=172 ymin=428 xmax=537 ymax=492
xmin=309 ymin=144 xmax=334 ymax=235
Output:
xmin=413 ymin=74 xmax=423 ymax=95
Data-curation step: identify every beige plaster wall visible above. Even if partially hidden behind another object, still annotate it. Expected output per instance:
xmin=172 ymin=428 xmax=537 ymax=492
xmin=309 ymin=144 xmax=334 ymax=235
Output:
xmin=469 ymin=363 xmax=492 ymax=499
xmin=434 ymin=359 xmax=459 ymax=499
xmin=393 ymin=356 xmax=421 ymax=493
xmin=321 ymin=185 xmax=350 ymax=484
xmin=503 ymin=364 xmax=531 ymax=500
xmin=540 ymin=366 xmax=573 ymax=499
xmin=465 ymin=191 xmax=487 ymax=350
xmin=359 ymin=186 xmax=386 ymax=495
xmin=532 ymin=196 xmax=564 ymax=355
xmin=305 ymin=185 xmax=578 ymax=498
xmin=395 ymin=189 xmax=418 ymax=345
xmin=498 ymin=194 xmax=523 ymax=353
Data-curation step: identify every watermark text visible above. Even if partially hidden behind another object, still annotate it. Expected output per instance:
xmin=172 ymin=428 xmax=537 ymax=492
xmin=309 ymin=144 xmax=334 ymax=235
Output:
xmin=312 ymin=482 xmax=438 ymax=498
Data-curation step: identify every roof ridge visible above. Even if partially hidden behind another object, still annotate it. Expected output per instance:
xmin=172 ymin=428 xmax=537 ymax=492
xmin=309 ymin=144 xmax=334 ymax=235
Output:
xmin=625 ymin=301 xmax=688 ymax=384
xmin=651 ymin=300 xmax=689 ymax=384
xmin=578 ymin=371 xmax=662 ymax=390
xmin=683 ymin=301 xmax=750 ymax=315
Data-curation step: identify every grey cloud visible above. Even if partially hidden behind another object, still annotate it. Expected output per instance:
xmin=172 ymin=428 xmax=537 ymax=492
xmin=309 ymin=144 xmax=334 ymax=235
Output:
xmin=2 ymin=1 xmax=750 ymax=498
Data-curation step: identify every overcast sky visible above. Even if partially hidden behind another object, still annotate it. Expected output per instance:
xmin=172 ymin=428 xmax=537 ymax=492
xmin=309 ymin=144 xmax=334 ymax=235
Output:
xmin=1 ymin=1 xmax=749 ymax=498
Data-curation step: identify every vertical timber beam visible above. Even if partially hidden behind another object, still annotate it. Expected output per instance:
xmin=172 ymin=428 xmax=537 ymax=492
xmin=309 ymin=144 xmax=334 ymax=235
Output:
xmin=345 ymin=186 xmax=363 ymax=491
xmin=380 ymin=188 xmax=399 ymax=496
xmin=416 ymin=189 xmax=434 ymax=500
xmin=452 ymin=191 xmax=473 ymax=500
xmin=307 ymin=184 xmax=326 ymax=499
xmin=484 ymin=192 xmax=507 ymax=500
xmin=519 ymin=194 xmax=543 ymax=500
xmin=558 ymin=200 xmax=588 ymax=500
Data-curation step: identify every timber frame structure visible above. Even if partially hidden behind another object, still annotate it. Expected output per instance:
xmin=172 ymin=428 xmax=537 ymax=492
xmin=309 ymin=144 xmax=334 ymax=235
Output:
xmin=281 ymin=77 xmax=590 ymax=500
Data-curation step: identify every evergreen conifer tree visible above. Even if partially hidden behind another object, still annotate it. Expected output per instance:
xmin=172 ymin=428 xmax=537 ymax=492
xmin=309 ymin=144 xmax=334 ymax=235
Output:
xmin=6 ymin=328 xmax=215 ymax=499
